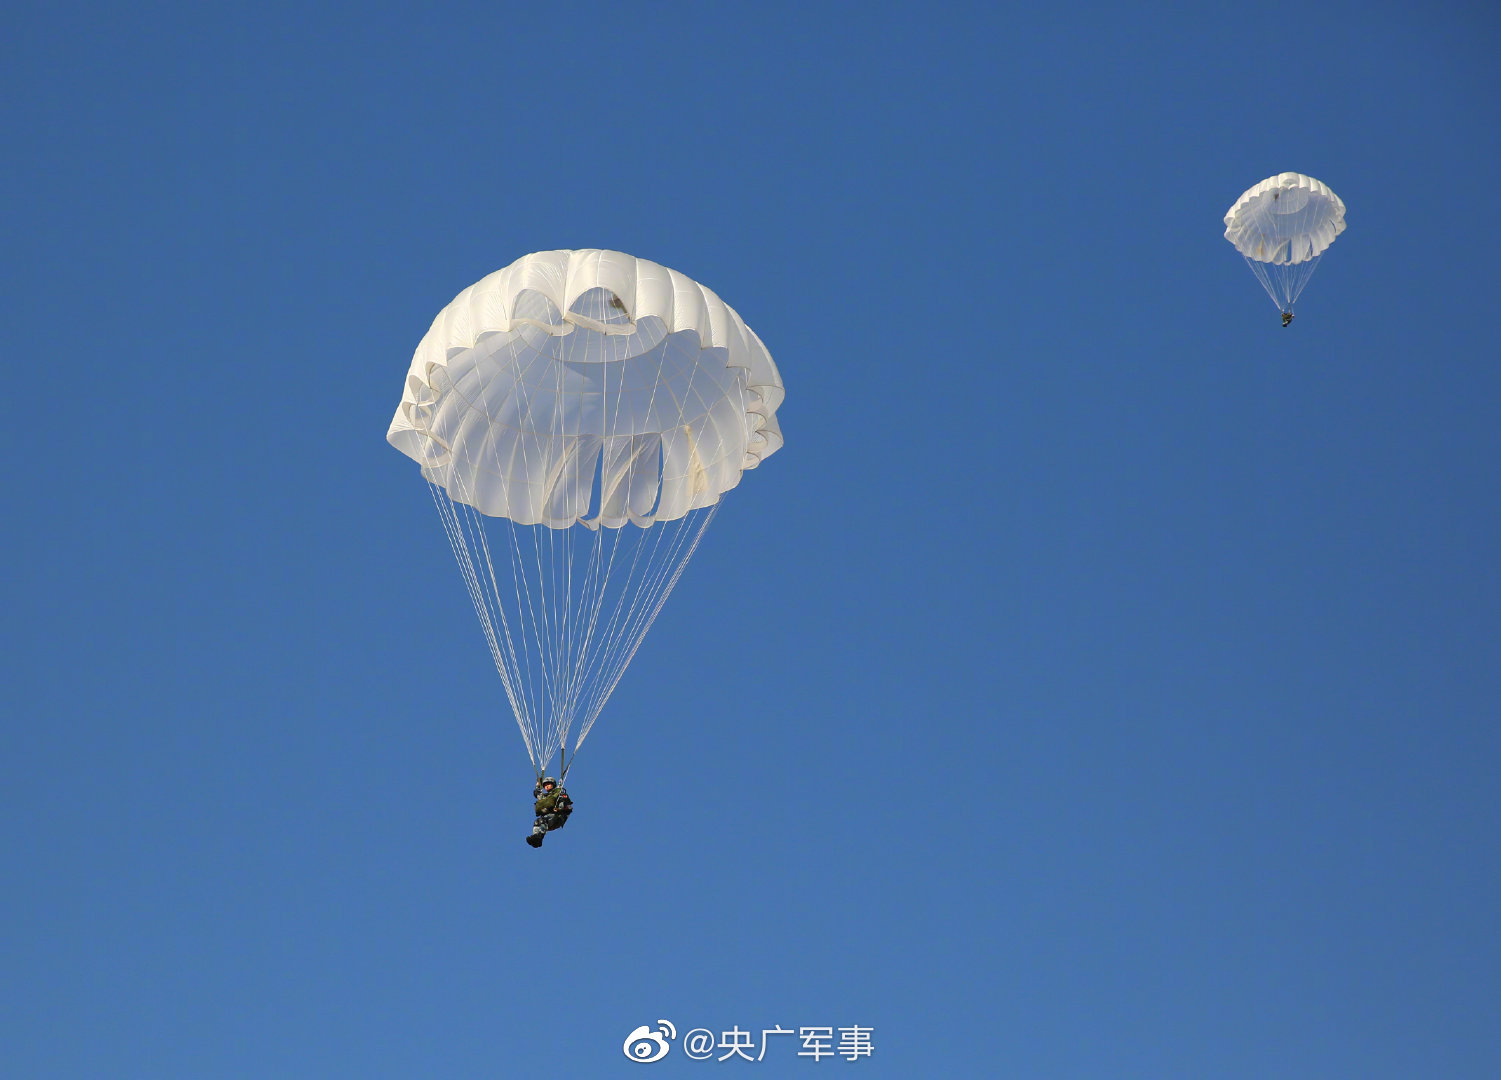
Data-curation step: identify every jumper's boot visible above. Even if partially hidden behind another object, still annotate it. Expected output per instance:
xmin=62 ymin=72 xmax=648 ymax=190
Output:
xmin=525 ymin=832 xmax=544 ymax=848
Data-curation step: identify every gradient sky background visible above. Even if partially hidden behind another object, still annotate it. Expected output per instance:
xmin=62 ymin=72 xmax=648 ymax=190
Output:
xmin=4 ymin=2 xmax=1499 ymax=1076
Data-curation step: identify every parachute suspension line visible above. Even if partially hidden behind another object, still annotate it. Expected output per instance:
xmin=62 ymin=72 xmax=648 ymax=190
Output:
xmin=477 ymin=503 xmax=548 ymax=766
xmin=428 ymin=476 xmax=541 ymax=775
xmin=1245 ymin=256 xmax=1283 ymax=312
xmin=516 ymin=529 xmax=562 ymax=766
xmin=1286 ymin=253 xmax=1321 ymax=309
xmin=484 ymin=503 xmax=719 ymax=770
xmin=470 ymin=501 xmax=544 ymax=769
xmin=575 ymin=503 xmax=717 ymax=751
xmin=442 ymin=488 xmax=716 ymax=772
xmin=555 ymin=524 xmax=622 ymax=757
xmin=428 ymin=482 xmax=505 ymax=696
xmin=550 ymin=503 xmax=719 ymax=777
xmin=590 ymin=507 xmax=715 ymax=740
xmin=1244 ymin=254 xmax=1322 ymax=315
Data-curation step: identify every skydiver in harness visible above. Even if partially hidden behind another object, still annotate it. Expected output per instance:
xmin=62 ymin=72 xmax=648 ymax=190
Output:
xmin=1282 ymin=311 xmax=1294 ymax=327
xmin=525 ymin=776 xmax=573 ymax=848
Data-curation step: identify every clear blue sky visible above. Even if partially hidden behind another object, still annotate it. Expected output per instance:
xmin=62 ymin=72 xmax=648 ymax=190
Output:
xmin=4 ymin=2 xmax=1498 ymax=1076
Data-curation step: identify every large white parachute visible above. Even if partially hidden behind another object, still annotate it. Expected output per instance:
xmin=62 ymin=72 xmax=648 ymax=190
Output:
xmin=1224 ymin=172 xmax=1347 ymax=314
xmin=389 ymin=249 xmax=784 ymax=776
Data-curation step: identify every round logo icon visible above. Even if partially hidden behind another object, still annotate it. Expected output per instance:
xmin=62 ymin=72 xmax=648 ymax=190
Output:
xmin=623 ymin=1020 xmax=676 ymax=1063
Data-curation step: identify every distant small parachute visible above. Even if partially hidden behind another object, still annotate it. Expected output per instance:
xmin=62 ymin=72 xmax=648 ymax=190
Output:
xmin=388 ymin=249 xmax=784 ymax=780
xmin=1225 ymin=172 xmax=1346 ymax=318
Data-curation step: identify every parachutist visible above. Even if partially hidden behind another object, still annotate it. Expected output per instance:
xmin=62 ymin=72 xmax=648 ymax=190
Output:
xmin=525 ymin=776 xmax=573 ymax=848
xmin=1225 ymin=174 xmax=1346 ymax=323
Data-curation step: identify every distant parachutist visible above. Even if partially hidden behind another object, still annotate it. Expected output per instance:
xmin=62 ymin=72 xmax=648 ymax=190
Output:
xmin=1224 ymin=173 xmax=1346 ymax=319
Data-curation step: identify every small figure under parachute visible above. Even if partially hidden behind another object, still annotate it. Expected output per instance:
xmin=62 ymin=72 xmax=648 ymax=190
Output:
xmin=525 ymin=776 xmax=573 ymax=848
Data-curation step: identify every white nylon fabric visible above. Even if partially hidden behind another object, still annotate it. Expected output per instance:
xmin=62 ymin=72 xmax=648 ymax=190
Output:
xmin=1224 ymin=172 xmax=1346 ymax=265
xmin=388 ymin=249 xmax=784 ymax=528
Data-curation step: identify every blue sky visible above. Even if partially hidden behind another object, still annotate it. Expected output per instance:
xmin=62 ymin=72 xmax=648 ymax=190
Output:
xmin=3 ymin=1 xmax=1498 ymax=1075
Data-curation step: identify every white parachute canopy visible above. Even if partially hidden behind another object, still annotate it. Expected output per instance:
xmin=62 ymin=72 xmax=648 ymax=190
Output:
xmin=389 ymin=249 xmax=784 ymax=776
xmin=1224 ymin=172 xmax=1347 ymax=313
